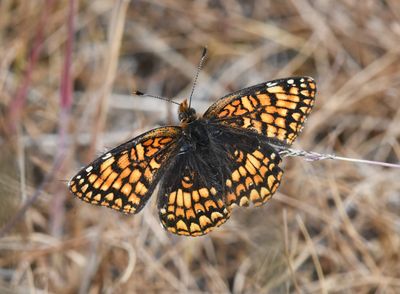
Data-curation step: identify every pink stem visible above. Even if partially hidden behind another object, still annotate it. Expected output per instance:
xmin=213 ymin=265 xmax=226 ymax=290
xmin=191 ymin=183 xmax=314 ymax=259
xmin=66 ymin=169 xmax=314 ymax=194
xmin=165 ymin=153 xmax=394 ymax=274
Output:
xmin=51 ymin=0 xmax=75 ymax=237
xmin=7 ymin=0 xmax=55 ymax=132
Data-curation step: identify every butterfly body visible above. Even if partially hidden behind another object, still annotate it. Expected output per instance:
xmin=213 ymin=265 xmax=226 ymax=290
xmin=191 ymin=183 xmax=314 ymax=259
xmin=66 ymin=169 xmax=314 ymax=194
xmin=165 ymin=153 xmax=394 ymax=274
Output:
xmin=69 ymin=77 xmax=316 ymax=236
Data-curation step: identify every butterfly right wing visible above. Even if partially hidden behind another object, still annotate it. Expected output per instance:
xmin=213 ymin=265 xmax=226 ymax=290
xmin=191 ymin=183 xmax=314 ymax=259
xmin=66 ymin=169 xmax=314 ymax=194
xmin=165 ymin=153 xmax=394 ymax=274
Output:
xmin=209 ymin=125 xmax=284 ymax=208
xmin=68 ymin=126 xmax=182 ymax=214
xmin=203 ymin=77 xmax=316 ymax=146
xmin=224 ymin=140 xmax=283 ymax=207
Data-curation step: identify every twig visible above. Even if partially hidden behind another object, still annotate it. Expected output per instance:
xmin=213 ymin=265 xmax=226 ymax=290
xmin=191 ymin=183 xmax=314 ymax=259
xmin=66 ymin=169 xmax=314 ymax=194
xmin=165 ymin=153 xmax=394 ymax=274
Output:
xmin=50 ymin=0 xmax=75 ymax=238
xmin=89 ymin=0 xmax=129 ymax=157
xmin=278 ymin=147 xmax=400 ymax=169
xmin=282 ymin=209 xmax=301 ymax=294
xmin=78 ymin=227 xmax=102 ymax=294
xmin=296 ymin=215 xmax=327 ymax=294
xmin=0 ymin=0 xmax=60 ymax=239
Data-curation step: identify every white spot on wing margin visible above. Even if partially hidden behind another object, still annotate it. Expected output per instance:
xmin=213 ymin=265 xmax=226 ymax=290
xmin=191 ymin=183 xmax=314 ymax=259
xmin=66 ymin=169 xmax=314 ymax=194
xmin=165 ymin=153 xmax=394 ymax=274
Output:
xmin=102 ymin=153 xmax=112 ymax=160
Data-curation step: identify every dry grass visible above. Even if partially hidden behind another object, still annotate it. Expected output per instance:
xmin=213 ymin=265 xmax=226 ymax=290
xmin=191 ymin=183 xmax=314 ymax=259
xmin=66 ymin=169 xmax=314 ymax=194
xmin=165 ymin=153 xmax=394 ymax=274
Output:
xmin=1 ymin=0 xmax=400 ymax=293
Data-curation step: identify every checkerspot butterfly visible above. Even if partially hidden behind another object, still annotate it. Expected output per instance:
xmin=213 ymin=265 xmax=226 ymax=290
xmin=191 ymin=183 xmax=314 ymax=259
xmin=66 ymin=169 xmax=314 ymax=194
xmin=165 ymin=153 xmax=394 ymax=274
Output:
xmin=69 ymin=54 xmax=316 ymax=236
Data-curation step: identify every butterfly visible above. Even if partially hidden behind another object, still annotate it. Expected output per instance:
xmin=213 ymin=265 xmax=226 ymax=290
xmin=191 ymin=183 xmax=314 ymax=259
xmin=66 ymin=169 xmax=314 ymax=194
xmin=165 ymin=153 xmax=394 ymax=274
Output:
xmin=68 ymin=76 xmax=316 ymax=236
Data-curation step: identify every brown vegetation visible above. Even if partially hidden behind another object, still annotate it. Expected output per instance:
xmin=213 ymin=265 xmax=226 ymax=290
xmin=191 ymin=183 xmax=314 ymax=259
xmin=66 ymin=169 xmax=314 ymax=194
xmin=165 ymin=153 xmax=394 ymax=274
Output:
xmin=0 ymin=0 xmax=399 ymax=293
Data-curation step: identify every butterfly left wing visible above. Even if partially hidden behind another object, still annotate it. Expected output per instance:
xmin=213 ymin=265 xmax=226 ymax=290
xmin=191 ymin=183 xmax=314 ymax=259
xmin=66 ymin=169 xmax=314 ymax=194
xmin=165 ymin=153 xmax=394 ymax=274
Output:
xmin=68 ymin=126 xmax=182 ymax=214
xmin=203 ymin=77 xmax=316 ymax=146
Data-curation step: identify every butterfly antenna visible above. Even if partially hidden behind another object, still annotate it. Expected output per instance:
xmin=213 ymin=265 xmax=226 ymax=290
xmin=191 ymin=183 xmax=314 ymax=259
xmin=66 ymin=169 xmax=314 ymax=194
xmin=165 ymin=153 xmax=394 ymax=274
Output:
xmin=132 ymin=90 xmax=180 ymax=106
xmin=188 ymin=47 xmax=208 ymax=108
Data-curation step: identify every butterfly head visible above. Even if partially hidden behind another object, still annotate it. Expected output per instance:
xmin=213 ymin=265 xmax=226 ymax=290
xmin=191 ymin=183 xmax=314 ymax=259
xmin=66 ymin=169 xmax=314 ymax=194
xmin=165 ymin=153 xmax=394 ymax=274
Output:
xmin=178 ymin=99 xmax=197 ymax=123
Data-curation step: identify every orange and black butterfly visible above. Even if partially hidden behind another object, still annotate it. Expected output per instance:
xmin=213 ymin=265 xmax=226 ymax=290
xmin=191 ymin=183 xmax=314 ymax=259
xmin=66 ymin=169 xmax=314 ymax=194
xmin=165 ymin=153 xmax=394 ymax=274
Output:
xmin=69 ymin=54 xmax=316 ymax=236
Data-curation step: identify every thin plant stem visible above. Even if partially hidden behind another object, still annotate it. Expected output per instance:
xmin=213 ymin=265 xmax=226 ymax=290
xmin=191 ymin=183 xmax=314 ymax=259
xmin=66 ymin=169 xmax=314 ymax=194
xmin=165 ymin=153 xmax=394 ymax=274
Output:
xmin=278 ymin=147 xmax=400 ymax=169
xmin=50 ymin=0 xmax=75 ymax=238
xmin=6 ymin=0 xmax=55 ymax=133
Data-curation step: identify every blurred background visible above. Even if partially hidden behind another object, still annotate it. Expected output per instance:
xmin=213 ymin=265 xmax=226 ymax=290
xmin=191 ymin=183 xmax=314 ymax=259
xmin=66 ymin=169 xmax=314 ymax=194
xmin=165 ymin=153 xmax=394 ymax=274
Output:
xmin=1 ymin=0 xmax=400 ymax=293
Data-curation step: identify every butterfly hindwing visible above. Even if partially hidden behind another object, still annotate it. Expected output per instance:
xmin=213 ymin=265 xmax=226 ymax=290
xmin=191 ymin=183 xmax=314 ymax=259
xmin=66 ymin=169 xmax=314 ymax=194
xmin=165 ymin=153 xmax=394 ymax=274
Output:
xmin=207 ymin=125 xmax=284 ymax=207
xmin=203 ymin=77 xmax=316 ymax=146
xmin=157 ymin=139 xmax=231 ymax=236
xmin=68 ymin=127 xmax=182 ymax=214
xmin=224 ymin=141 xmax=283 ymax=207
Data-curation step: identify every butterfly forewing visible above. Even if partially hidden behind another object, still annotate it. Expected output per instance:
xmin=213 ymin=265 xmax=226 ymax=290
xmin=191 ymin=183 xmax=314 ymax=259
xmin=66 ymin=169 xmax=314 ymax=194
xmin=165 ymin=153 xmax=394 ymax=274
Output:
xmin=68 ymin=127 xmax=182 ymax=214
xmin=203 ymin=77 xmax=316 ymax=146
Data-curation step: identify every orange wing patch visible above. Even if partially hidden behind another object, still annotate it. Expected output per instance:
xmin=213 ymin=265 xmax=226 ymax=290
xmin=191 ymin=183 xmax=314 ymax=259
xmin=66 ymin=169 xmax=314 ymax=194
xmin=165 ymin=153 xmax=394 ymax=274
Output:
xmin=204 ymin=77 xmax=316 ymax=146
xmin=158 ymin=169 xmax=230 ymax=236
xmin=68 ymin=127 xmax=181 ymax=214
